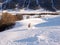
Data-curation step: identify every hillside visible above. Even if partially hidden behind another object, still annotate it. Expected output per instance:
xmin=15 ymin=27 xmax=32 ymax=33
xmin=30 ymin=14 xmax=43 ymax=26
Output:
xmin=2 ymin=0 xmax=60 ymax=11
xmin=0 ymin=15 xmax=60 ymax=45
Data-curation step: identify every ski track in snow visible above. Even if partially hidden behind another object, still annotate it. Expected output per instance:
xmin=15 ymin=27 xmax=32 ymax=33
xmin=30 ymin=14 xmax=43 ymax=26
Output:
xmin=0 ymin=15 xmax=60 ymax=45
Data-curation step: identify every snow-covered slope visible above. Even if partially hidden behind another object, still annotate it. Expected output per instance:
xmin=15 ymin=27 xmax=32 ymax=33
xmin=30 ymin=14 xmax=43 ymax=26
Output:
xmin=20 ymin=18 xmax=46 ymax=28
xmin=0 ymin=15 xmax=60 ymax=45
xmin=35 ymin=15 xmax=60 ymax=27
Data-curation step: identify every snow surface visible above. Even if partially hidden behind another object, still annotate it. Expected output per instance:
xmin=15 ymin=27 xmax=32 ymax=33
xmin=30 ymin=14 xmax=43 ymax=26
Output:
xmin=0 ymin=15 xmax=60 ymax=45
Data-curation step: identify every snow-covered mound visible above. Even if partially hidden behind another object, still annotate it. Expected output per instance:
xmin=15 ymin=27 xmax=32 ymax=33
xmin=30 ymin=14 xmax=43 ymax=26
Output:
xmin=20 ymin=18 xmax=46 ymax=27
xmin=0 ymin=15 xmax=60 ymax=45
xmin=12 ymin=18 xmax=46 ymax=29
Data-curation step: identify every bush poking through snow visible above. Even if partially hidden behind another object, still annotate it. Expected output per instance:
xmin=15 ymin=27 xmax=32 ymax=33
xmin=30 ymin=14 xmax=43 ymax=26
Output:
xmin=0 ymin=12 xmax=23 ymax=32
xmin=0 ymin=12 xmax=16 ymax=32
xmin=0 ymin=12 xmax=17 ymax=24
xmin=15 ymin=14 xmax=23 ymax=21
